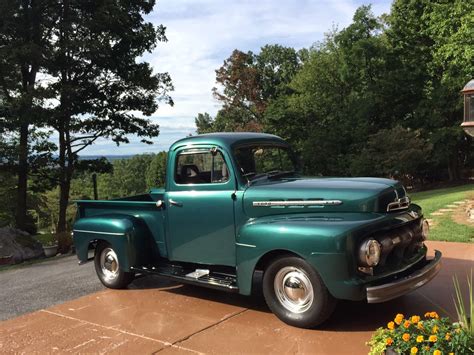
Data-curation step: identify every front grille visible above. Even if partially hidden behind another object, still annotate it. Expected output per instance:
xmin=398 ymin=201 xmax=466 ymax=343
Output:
xmin=373 ymin=220 xmax=424 ymax=273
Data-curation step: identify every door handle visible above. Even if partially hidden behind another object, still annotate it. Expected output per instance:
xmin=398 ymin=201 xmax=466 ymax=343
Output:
xmin=169 ymin=199 xmax=183 ymax=207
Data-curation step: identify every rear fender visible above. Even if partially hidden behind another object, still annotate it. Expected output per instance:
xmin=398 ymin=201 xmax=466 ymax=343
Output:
xmin=73 ymin=214 xmax=156 ymax=271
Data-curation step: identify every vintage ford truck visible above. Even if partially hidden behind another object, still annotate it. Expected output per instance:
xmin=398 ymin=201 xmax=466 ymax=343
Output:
xmin=73 ymin=132 xmax=441 ymax=328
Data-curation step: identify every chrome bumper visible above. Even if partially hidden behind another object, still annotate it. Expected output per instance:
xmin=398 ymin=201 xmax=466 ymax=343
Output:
xmin=366 ymin=250 xmax=442 ymax=303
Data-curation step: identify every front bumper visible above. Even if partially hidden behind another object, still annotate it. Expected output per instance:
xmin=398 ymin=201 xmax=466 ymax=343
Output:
xmin=366 ymin=250 xmax=442 ymax=303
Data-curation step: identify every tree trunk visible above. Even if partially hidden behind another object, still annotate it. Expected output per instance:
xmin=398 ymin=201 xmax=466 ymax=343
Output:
xmin=447 ymin=154 xmax=460 ymax=182
xmin=56 ymin=126 xmax=75 ymax=253
xmin=15 ymin=121 xmax=29 ymax=230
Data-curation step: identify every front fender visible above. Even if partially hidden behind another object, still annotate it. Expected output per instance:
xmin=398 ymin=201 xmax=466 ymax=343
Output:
xmin=235 ymin=212 xmax=387 ymax=298
xmin=73 ymin=214 xmax=155 ymax=271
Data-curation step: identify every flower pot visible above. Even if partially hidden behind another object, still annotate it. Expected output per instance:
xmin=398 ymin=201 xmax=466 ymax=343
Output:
xmin=43 ymin=245 xmax=58 ymax=257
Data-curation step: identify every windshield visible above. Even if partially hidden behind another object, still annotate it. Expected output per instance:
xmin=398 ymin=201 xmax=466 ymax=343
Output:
xmin=234 ymin=144 xmax=297 ymax=180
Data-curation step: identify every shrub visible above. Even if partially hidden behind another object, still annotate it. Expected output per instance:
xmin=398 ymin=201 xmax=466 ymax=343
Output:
xmin=367 ymin=312 xmax=473 ymax=354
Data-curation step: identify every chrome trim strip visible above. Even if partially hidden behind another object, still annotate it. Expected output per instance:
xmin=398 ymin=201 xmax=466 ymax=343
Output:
xmin=252 ymin=200 xmax=342 ymax=207
xmin=236 ymin=242 xmax=257 ymax=248
xmin=73 ymin=229 xmax=125 ymax=236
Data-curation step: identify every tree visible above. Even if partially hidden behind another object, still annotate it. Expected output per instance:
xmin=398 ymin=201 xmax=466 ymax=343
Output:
xmin=387 ymin=0 xmax=473 ymax=180
xmin=351 ymin=126 xmax=432 ymax=184
xmin=195 ymin=112 xmax=214 ymax=134
xmin=0 ymin=0 xmax=54 ymax=230
xmin=211 ymin=45 xmax=302 ymax=132
xmin=146 ymin=152 xmax=167 ymax=188
xmin=44 ymin=0 xmax=173 ymax=234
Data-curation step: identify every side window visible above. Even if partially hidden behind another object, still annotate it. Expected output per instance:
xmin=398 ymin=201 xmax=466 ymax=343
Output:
xmin=175 ymin=149 xmax=230 ymax=184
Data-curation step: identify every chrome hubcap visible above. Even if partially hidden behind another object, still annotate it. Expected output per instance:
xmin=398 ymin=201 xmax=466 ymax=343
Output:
xmin=100 ymin=248 xmax=119 ymax=282
xmin=274 ymin=266 xmax=314 ymax=313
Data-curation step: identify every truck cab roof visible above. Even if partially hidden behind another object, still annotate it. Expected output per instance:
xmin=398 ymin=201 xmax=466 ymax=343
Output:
xmin=170 ymin=132 xmax=288 ymax=151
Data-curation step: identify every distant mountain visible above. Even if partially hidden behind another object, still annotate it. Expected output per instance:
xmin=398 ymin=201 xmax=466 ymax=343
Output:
xmin=78 ymin=155 xmax=135 ymax=161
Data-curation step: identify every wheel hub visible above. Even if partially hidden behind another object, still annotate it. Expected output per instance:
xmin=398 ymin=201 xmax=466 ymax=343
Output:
xmin=274 ymin=267 xmax=314 ymax=313
xmin=100 ymin=248 xmax=119 ymax=281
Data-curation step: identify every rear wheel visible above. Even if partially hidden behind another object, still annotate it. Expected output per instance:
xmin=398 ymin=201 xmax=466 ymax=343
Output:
xmin=94 ymin=242 xmax=134 ymax=289
xmin=262 ymin=256 xmax=336 ymax=328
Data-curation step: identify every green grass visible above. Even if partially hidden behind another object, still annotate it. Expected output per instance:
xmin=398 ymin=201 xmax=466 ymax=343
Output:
xmin=410 ymin=184 xmax=474 ymax=216
xmin=410 ymin=184 xmax=474 ymax=243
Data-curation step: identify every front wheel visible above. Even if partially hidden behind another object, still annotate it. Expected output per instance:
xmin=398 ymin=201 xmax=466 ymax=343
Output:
xmin=94 ymin=242 xmax=134 ymax=289
xmin=262 ymin=256 xmax=336 ymax=328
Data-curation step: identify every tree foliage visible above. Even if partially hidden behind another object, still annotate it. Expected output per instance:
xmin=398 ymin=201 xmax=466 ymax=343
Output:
xmin=200 ymin=2 xmax=473 ymax=184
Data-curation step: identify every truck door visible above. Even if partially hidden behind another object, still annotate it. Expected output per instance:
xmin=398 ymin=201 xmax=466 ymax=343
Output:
xmin=165 ymin=146 xmax=236 ymax=266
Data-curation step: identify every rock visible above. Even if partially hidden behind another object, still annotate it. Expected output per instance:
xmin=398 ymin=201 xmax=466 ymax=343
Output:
xmin=0 ymin=227 xmax=44 ymax=264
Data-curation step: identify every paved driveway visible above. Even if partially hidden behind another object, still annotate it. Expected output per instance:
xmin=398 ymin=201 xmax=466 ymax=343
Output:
xmin=0 ymin=255 xmax=104 ymax=321
xmin=0 ymin=241 xmax=473 ymax=354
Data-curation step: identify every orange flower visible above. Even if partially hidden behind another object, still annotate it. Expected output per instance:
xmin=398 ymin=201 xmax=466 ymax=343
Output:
xmin=445 ymin=333 xmax=451 ymax=341
xmin=430 ymin=311 xmax=439 ymax=319
xmin=404 ymin=320 xmax=411 ymax=328
xmin=433 ymin=350 xmax=441 ymax=355
xmin=416 ymin=335 xmax=424 ymax=343
xmin=429 ymin=335 xmax=437 ymax=342
xmin=411 ymin=315 xmax=420 ymax=324
xmin=402 ymin=333 xmax=410 ymax=342
xmin=417 ymin=321 xmax=424 ymax=330
xmin=424 ymin=312 xmax=431 ymax=317
xmin=387 ymin=321 xmax=395 ymax=330
xmin=410 ymin=347 xmax=418 ymax=354
xmin=432 ymin=325 xmax=439 ymax=333
xmin=386 ymin=338 xmax=394 ymax=346
xmin=395 ymin=313 xmax=404 ymax=325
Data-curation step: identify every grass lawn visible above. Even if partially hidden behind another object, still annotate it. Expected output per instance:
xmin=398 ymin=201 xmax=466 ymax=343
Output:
xmin=410 ymin=184 xmax=474 ymax=243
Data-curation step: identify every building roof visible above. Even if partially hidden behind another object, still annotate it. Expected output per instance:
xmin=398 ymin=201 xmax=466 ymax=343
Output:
xmin=462 ymin=79 xmax=474 ymax=93
xmin=170 ymin=132 xmax=287 ymax=151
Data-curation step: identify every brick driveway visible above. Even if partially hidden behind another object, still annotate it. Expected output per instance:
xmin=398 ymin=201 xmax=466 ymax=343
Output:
xmin=0 ymin=241 xmax=472 ymax=354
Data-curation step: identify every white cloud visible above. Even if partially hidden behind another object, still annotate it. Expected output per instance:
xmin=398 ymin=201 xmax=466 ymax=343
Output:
xmin=81 ymin=0 xmax=392 ymax=155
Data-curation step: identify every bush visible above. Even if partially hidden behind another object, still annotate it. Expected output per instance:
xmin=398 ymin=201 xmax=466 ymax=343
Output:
xmin=367 ymin=312 xmax=473 ymax=354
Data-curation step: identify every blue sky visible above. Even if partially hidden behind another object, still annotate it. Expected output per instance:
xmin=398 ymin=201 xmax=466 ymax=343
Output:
xmin=80 ymin=0 xmax=392 ymax=156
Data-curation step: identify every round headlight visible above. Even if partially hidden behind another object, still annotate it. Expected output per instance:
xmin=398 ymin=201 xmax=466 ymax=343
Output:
xmin=358 ymin=239 xmax=381 ymax=267
xmin=421 ymin=219 xmax=430 ymax=240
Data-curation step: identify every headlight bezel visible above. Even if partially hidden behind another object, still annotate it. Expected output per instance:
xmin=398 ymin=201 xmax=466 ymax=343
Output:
xmin=358 ymin=239 xmax=381 ymax=267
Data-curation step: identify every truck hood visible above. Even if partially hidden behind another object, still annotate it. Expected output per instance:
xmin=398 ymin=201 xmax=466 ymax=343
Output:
xmin=242 ymin=177 xmax=407 ymax=218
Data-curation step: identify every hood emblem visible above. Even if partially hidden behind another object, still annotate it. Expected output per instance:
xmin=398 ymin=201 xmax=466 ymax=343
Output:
xmin=252 ymin=200 xmax=343 ymax=207
xmin=387 ymin=196 xmax=410 ymax=212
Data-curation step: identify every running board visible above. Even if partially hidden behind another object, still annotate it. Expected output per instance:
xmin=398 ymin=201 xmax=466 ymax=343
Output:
xmin=130 ymin=264 xmax=239 ymax=292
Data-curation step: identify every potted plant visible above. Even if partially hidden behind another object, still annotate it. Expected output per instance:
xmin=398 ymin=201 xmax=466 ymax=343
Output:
xmin=37 ymin=232 xmax=58 ymax=257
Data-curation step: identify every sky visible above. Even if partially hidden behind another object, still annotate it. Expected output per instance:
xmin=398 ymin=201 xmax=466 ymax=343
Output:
xmin=80 ymin=0 xmax=392 ymax=156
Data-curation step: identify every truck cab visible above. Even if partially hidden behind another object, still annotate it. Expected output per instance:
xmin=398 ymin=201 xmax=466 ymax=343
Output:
xmin=73 ymin=132 xmax=441 ymax=328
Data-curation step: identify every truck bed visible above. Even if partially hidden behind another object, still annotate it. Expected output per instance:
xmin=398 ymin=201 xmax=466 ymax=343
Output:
xmin=74 ymin=189 xmax=166 ymax=257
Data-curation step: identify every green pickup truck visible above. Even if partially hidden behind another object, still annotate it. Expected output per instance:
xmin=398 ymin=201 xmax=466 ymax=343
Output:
xmin=73 ymin=132 xmax=441 ymax=328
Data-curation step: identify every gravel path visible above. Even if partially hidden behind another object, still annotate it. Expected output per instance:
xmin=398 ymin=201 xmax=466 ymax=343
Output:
xmin=0 ymin=255 xmax=104 ymax=321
